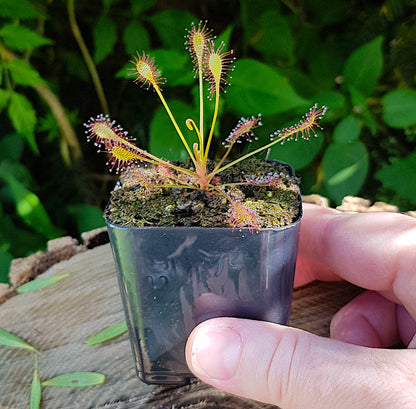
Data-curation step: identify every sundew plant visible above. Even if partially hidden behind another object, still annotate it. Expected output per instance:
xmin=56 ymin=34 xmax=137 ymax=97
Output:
xmin=84 ymin=21 xmax=326 ymax=230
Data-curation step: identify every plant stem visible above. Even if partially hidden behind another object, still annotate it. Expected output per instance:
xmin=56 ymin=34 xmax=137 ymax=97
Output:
xmin=204 ymin=85 xmax=220 ymax=161
xmin=198 ymin=68 xmax=204 ymax=144
xmin=154 ymin=86 xmax=197 ymax=164
xmin=67 ymin=0 xmax=109 ymax=115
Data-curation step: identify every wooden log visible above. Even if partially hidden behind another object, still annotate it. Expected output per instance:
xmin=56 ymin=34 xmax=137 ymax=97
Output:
xmin=0 ymin=242 xmax=361 ymax=409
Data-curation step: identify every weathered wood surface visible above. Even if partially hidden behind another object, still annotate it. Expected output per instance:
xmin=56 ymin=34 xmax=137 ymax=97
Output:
xmin=0 ymin=242 xmax=361 ymax=409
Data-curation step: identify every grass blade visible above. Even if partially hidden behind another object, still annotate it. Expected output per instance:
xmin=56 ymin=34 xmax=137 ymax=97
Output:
xmin=30 ymin=369 xmax=42 ymax=409
xmin=17 ymin=273 xmax=71 ymax=294
xmin=86 ymin=321 xmax=128 ymax=346
xmin=0 ymin=328 xmax=38 ymax=352
xmin=42 ymin=372 xmax=106 ymax=388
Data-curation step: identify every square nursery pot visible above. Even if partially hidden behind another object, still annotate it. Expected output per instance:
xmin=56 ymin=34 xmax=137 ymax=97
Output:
xmin=106 ymin=163 xmax=302 ymax=385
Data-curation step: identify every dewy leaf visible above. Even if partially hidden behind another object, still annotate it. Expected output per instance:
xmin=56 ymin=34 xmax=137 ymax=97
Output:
xmin=382 ymin=89 xmax=416 ymax=128
xmin=8 ymin=59 xmax=44 ymax=87
xmin=8 ymin=92 xmax=38 ymax=153
xmin=17 ymin=274 xmax=71 ymax=294
xmin=376 ymin=151 xmax=416 ymax=206
xmin=87 ymin=321 xmax=128 ymax=346
xmin=42 ymin=372 xmax=106 ymax=388
xmin=225 ymin=59 xmax=309 ymax=116
xmin=0 ymin=328 xmax=38 ymax=352
xmin=322 ymin=141 xmax=369 ymax=204
xmin=0 ymin=24 xmax=52 ymax=51
xmin=93 ymin=15 xmax=117 ymax=64
xmin=343 ymin=36 xmax=383 ymax=97
xmin=30 ymin=369 xmax=42 ymax=409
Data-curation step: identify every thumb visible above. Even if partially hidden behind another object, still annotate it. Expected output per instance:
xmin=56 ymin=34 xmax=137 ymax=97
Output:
xmin=186 ymin=317 xmax=416 ymax=409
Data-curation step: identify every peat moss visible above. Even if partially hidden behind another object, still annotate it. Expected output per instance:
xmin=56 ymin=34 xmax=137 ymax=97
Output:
xmin=104 ymin=159 xmax=301 ymax=229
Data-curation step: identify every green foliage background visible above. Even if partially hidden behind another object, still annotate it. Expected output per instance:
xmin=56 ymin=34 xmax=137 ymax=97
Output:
xmin=1 ymin=0 xmax=416 ymax=282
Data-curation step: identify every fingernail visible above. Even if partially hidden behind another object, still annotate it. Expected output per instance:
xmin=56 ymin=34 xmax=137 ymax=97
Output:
xmin=190 ymin=326 xmax=242 ymax=380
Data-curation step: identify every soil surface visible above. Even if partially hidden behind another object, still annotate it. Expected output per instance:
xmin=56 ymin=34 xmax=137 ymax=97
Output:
xmin=104 ymin=159 xmax=301 ymax=229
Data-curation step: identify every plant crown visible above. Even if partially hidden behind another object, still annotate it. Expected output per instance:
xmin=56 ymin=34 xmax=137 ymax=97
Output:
xmin=84 ymin=21 xmax=327 ymax=231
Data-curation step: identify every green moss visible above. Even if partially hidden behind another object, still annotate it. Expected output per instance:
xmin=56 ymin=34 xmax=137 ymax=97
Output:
xmin=104 ymin=159 xmax=301 ymax=229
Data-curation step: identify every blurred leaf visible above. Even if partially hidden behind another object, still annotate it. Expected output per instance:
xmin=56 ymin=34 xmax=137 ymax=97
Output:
xmin=333 ymin=116 xmax=362 ymax=143
xmin=376 ymin=151 xmax=416 ymax=205
xmin=42 ymin=372 xmax=106 ymax=387
xmin=246 ymin=10 xmax=294 ymax=62
xmin=343 ymin=36 xmax=383 ymax=97
xmin=0 ymin=89 xmax=10 ymax=109
xmin=268 ymin=132 xmax=324 ymax=170
xmin=67 ymin=204 xmax=105 ymax=233
xmin=151 ymin=49 xmax=193 ymax=86
xmin=216 ymin=25 xmax=234 ymax=50
xmin=93 ymin=15 xmax=117 ymax=64
xmin=0 ymin=24 xmax=52 ymax=51
xmin=149 ymin=99 xmax=197 ymax=161
xmin=131 ymin=0 xmax=156 ymax=15
xmin=30 ymin=369 xmax=42 ymax=409
xmin=0 ymin=248 xmax=13 ymax=283
xmin=314 ymin=91 xmax=347 ymax=122
xmin=87 ymin=321 xmax=128 ymax=346
xmin=17 ymin=273 xmax=71 ymax=294
xmin=323 ymin=141 xmax=369 ymax=203
xmin=148 ymin=9 xmax=197 ymax=51
xmin=0 ymin=134 xmax=24 ymax=161
xmin=8 ymin=59 xmax=43 ymax=86
xmin=303 ymin=0 xmax=349 ymax=25
xmin=225 ymin=59 xmax=309 ymax=116
xmin=0 ymin=171 xmax=61 ymax=239
xmin=0 ymin=0 xmax=44 ymax=19
xmin=382 ymin=89 xmax=416 ymax=128
xmin=7 ymin=92 xmax=38 ymax=153
xmin=0 ymin=328 xmax=38 ymax=352
xmin=123 ymin=20 xmax=150 ymax=55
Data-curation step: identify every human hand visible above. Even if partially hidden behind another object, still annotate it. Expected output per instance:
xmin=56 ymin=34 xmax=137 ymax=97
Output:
xmin=185 ymin=203 xmax=416 ymax=408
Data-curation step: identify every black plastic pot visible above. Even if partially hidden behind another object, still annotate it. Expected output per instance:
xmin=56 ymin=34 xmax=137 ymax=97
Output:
xmin=106 ymin=164 xmax=302 ymax=385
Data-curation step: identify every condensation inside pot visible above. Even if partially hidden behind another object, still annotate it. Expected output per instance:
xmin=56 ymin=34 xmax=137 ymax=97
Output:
xmin=108 ymin=224 xmax=299 ymax=385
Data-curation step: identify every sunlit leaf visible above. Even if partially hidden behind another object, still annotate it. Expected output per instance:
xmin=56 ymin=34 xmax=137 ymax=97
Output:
xmin=30 ymin=369 xmax=42 ymax=409
xmin=0 ymin=328 xmax=38 ymax=352
xmin=42 ymin=372 xmax=106 ymax=387
xmin=17 ymin=274 xmax=71 ymax=294
xmin=87 ymin=321 xmax=128 ymax=346
xmin=8 ymin=59 xmax=44 ymax=86
xmin=0 ymin=172 xmax=61 ymax=239
xmin=323 ymin=141 xmax=369 ymax=203
xmin=8 ymin=92 xmax=38 ymax=153
xmin=0 ymin=24 xmax=52 ymax=51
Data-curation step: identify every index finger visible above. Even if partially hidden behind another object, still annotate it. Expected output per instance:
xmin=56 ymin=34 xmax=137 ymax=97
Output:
xmin=295 ymin=203 xmax=416 ymax=318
